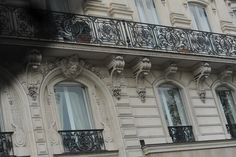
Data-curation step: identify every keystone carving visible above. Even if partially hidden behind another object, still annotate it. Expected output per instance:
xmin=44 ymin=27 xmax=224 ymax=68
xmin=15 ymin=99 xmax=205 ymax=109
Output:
xmin=220 ymin=67 xmax=233 ymax=81
xmin=193 ymin=62 xmax=211 ymax=103
xmin=164 ymin=63 xmax=178 ymax=78
xmin=107 ymin=56 xmax=125 ymax=100
xmin=60 ymin=55 xmax=85 ymax=79
xmin=133 ymin=57 xmax=151 ymax=102
xmin=26 ymin=49 xmax=42 ymax=70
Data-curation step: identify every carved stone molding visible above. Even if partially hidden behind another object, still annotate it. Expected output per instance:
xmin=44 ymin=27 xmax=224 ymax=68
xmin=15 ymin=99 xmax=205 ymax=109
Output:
xmin=48 ymin=121 xmax=59 ymax=145
xmin=107 ymin=56 xmax=125 ymax=100
xmin=26 ymin=49 xmax=42 ymax=70
xmin=59 ymin=55 xmax=84 ymax=80
xmin=112 ymin=86 xmax=121 ymax=100
xmin=164 ymin=63 xmax=178 ymax=78
xmin=133 ymin=57 xmax=151 ymax=102
xmin=170 ymin=13 xmax=191 ymax=28
xmin=12 ymin=123 xmax=26 ymax=147
xmin=220 ymin=67 xmax=233 ymax=81
xmin=193 ymin=62 xmax=211 ymax=103
xmin=109 ymin=3 xmax=133 ymax=20
xmin=28 ymin=83 xmax=40 ymax=101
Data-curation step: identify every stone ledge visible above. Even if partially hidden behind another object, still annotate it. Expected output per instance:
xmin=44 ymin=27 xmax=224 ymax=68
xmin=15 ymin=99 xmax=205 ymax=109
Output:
xmin=54 ymin=150 xmax=119 ymax=157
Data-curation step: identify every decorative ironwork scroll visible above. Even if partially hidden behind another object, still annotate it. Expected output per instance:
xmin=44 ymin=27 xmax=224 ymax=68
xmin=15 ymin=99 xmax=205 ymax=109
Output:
xmin=58 ymin=129 xmax=105 ymax=153
xmin=168 ymin=126 xmax=195 ymax=143
xmin=1 ymin=4 xmax=236 ymax=57
xmin=0 ymin=132 xmax=14 ymax=156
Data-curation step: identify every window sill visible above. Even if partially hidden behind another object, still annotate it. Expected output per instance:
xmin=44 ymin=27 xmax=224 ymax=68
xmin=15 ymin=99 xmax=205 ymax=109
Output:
xmin=54 ymin=150 xmax=119 ymax=157
xmin=142 ymin=139 xmax=236 ymax=155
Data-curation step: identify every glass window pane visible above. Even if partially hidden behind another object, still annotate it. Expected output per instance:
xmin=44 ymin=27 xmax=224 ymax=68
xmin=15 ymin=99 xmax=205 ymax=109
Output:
xmin=189 ymin=3 xmax=211 ymax=31
xmin=54 ymin=82 xmax=93 ymax=130
xmin=159 ymin=84 xmax=188 ymax=126
xmin=217 ymin=87 xmax=236 ymax=124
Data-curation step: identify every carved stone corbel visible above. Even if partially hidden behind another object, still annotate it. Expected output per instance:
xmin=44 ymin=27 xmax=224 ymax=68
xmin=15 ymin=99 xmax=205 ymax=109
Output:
xmin=107 ymin=56 xmax=125 ymax=100
xmin=193 ymin=62 xmax=211 ymax=103
xmin=26 ymin=49 xmax=42 ymax=70
xmin=219 ymin=67 xmax=233 ymax=81
xmin=164 ymin=63 xmax=178 ymax=78
xmin=133 ymin=57 xmax=151 ymax=103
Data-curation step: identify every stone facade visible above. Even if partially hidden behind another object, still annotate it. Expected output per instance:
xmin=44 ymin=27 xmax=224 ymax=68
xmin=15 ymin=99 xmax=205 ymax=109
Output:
xmin=1 ymin=0 xmax=236 ymax=157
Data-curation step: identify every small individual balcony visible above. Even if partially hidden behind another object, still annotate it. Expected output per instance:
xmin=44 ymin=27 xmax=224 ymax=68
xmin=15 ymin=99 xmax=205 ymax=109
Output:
xmin=168 ymin=126 xmax=195 ymax=143
xmin=58 ymin=129 xmax=105 ymax=154
xmin=1 ymin=5 xmax=236 ymax=58
xmin=0 ymin=132 xmax=14 ymax=157
xmin=226 ymin=124 xmax=236 ymax=139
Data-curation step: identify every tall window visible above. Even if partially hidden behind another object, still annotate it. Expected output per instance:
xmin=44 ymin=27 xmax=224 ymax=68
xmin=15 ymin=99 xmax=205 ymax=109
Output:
xmin=54 ymin=82 xmax=94 ymax=130
xmin=158 ymin=84 xmax=188 ymax=126
xmin=47 ymin=0 xmax=84 ymax=13
xmin=189 ymin=3 xmax=211 ymax=31
xmin=135 ymin=0 xmax=159 ymax=24
xmin=216 ymin=86 xmax=236 ymax=125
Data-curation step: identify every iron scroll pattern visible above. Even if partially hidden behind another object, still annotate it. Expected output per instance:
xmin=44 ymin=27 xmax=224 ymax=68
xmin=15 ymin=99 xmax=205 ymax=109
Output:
xmin=0 ymin=132 xmax=14 ymax=156
xmin=58 ymin=129 xmax=105 ymax=153
xmin=168 ymin=126 xmax=195 ymax=143
xmin=226 ymin=124 xmax=236 ymax=139
xmin=1 ymin=4 xmax=236 ymax=56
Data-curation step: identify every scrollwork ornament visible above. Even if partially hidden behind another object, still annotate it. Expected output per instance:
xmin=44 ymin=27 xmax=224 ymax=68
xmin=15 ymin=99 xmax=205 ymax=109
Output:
xmin=112 ymin=86 xmax=121 ymax=100
xmin=28 ymin=84 xmax=39 ymax=101
xmin=12 ymin=123 xmax=26 ymax=147
xmin=48 ymin=121 xmax=59 ymax=145
xmin=137 ymin=88 xmax=146 ymax=103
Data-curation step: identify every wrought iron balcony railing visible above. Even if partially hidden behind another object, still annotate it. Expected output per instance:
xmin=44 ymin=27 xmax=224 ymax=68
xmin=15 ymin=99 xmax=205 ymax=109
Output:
xmin=58 ymin=129 xmax=105 ymax=153
xmin=0 ymin=132 xmax=14 ymax=157
xmin=1 ymin=5 xmax=236 ymax=57
xmin=168 ymin=126 xmax=195 ymax=143
xmin=226 ymin=124 xmax=236 ymax=139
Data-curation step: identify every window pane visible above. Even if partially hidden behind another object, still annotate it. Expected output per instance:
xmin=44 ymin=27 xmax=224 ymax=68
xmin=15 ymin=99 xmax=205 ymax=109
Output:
xmin=217 ymin=88 xmax=236 ymax=124
xmin=54 ymin=82 xmax=93 ymax=130
xmin=135 ymin=0 xmax=159 ymax=24
xmin=159 ymin=85 xmax=188 ymax=126
xmin=189 ymin=4 xmax=211 ymax=31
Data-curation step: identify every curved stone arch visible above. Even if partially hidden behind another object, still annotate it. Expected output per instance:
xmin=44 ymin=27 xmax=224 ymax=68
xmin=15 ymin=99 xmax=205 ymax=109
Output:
xmin=153 ymin=78 xmax=197 ymax=141
xmin=187 ymin=0 xmax=210 ymax=7
xmin=211 ymin=80 xmax=236 ymax=138
xmin=39 ymin=67 xmax=123 ymax=154
xmin=0 ymin=66 xmax=34 ymax=156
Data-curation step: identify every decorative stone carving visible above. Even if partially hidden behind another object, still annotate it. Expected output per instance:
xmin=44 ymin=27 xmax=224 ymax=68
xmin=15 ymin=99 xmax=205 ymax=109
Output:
xmin=164 ymin=63 xmax=178 ymax=78
xmin=112 ymin=86 xmax=122 ymax=100
xmin=48 ymin=121 xmax=59 ymax=145
xmin=220 ymin=67 xmax=233 ymax=80
xmin=137 ymin=88 xmax=146 ymax=103
xmin=26 ymin=49 xmax=42 ymax=70
xmin=133 ymin=57 xmax=151 ymax=102
xmin=193 ymin=62 xmax=211 ymax=103
xmin=12 ymin=123 xmax=26 ymax=147
xmin=59 ymin=55 xmax=85 ymax=79
xmin=107 ymin=56 xmax=125 ymax=100
xmin=28 ymin=83 xmax=39 ymax=101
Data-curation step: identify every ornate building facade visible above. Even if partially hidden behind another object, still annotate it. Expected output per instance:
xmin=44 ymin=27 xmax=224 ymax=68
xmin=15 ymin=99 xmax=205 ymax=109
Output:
xmin=1 ymin=0 xmax=236 ymax=157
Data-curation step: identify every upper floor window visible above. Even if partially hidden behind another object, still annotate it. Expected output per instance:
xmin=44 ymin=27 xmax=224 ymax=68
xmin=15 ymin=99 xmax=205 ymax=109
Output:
xmin=47 ymin=0 xmax=84 ymax=13
xmin=54 ymin=82 xmax=94 ymax=130
xmin=135 ymin=0 xmax=159 ymax=24
xmin=216 ymin=86 xmax=236 ymax=125
xmin=189 ymin=3 xmax=211 ymax=31
xmin=158 ymin=84 xmax=195 ymax=143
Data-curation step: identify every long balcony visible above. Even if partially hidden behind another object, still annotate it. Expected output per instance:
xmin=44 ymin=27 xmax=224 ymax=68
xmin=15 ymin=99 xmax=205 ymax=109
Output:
xmin=58 ymin=129 xmax=105 ymax=154
xmin=0 ymin=132 xmax=14 ymax=157
xmin=1 ymin=5 xmax=236 ymax=58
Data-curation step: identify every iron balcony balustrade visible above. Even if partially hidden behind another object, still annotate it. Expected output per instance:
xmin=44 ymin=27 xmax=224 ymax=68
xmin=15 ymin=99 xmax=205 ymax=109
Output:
xmin=168 ymin=126 xmax=195 ymax=143
xmin=1 ymin=5 xmax=236 ymax=57
xmin=0 ymin=132 xmax=14 ymax=157
xmin=226 ymin=124 xmax=236 ymax=139
xmin=58 ymin=129 xmax=105 ymax=154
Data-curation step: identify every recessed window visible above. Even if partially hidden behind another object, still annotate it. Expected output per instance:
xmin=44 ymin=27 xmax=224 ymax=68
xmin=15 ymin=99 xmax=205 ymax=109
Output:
xmin=47 ymin=0 xmax=84 ymax=13
xmin=158 ymin=84 xmax=195 ymax=143
xmin=135 ymin=0 xmax=159 ymax=24
xmin=189 ymin=3 xmax=211 ymax=31
xmin=54 ymin=82 xmax=94 ymax=130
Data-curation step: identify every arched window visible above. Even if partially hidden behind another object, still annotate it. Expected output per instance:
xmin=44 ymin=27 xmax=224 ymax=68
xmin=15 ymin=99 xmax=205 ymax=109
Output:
xmin=54 ymin=82 xmax=94 ymax=130
xmin=135 ymin=0 xmax=159 ymax=24
xmin=216 ymin=86 xmax=236 ymax=125
xmin=158 ymin=84 xmax=194 ymax=143
xmin=189 ymin=3 xmax=211 ymax=31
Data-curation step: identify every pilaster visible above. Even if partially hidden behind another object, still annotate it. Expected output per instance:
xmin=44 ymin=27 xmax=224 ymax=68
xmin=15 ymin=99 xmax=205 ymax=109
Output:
xmin=84 ymin=0 xmax=109 ymax=17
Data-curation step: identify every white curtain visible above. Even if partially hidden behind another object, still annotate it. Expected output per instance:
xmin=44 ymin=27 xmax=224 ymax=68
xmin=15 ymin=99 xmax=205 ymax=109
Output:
xmin=135 ymin=0 xmax=159 ymax=24
xmin=189 ymin=4 xmax=211 ymax=32
xmin=55 ymin=82 xmax=93 ymax=130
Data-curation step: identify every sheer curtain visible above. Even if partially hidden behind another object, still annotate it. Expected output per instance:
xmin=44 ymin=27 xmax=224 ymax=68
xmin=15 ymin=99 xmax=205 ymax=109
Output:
xmin=189 ymin=3 xmax=211 ymax=32
xmin=54 ymin=82 xmax=93 ymax=130
xmin=159 ymin=85 xmax=188 ymax=126
xmin=135 ymin=0 xmax=159 ymax=24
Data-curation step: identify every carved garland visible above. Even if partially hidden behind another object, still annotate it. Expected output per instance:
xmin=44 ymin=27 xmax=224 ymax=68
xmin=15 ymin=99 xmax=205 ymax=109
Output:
xmin=132 ymin=57 xmax=152 ymax=103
